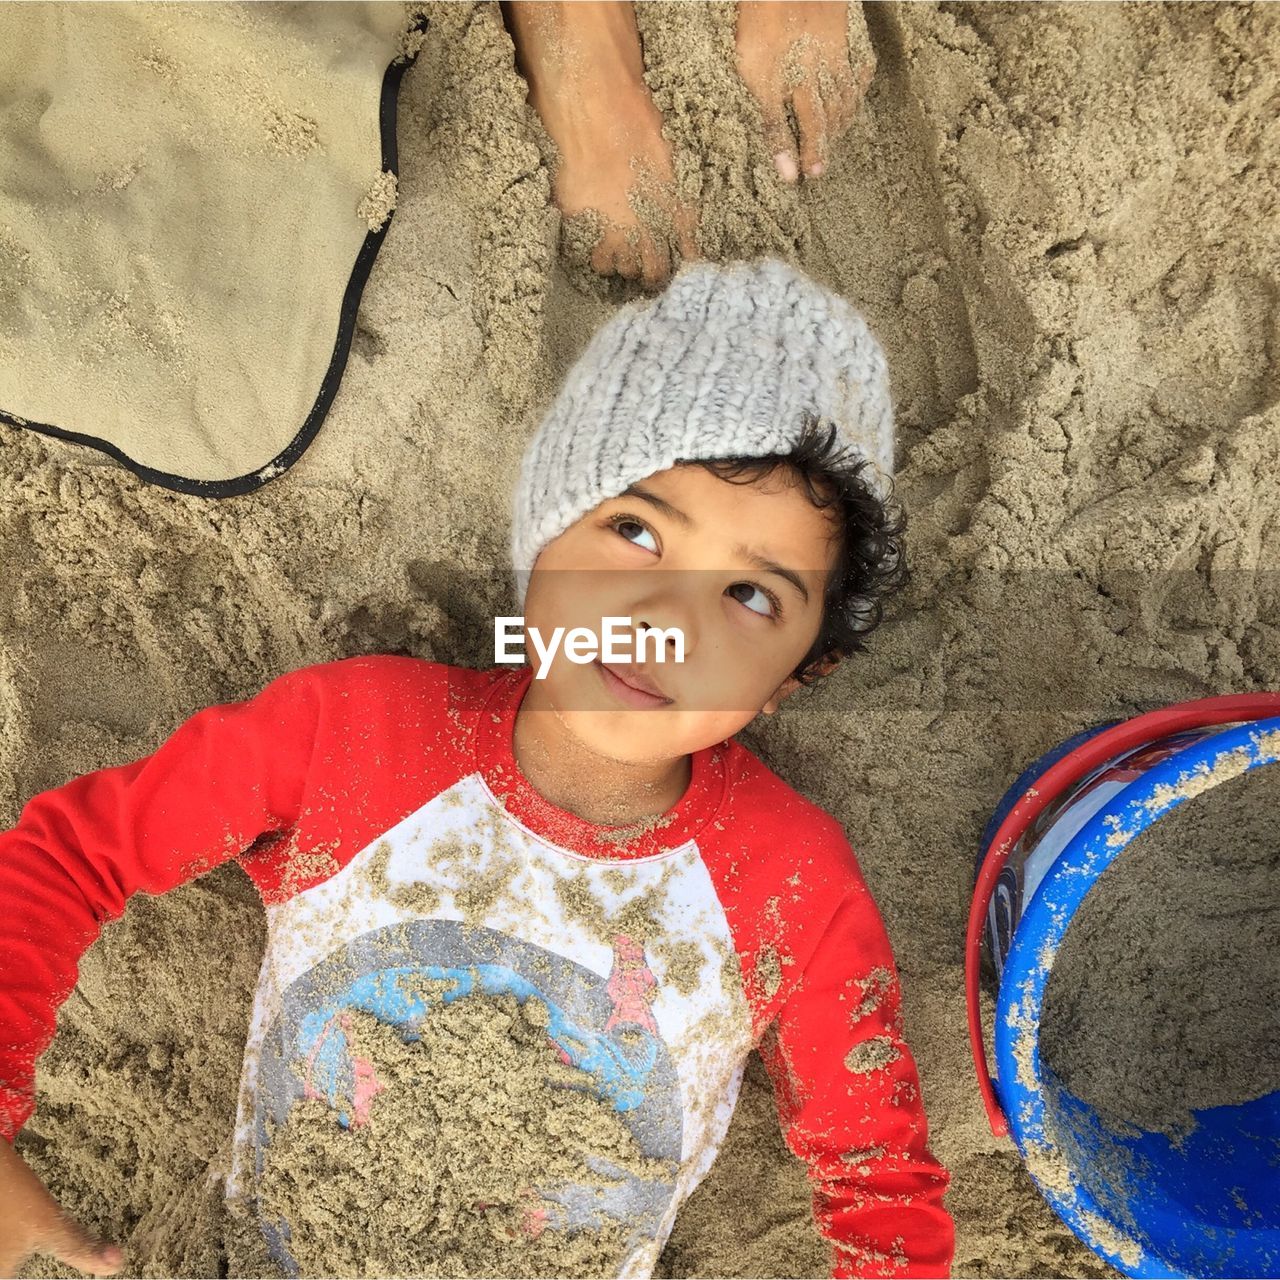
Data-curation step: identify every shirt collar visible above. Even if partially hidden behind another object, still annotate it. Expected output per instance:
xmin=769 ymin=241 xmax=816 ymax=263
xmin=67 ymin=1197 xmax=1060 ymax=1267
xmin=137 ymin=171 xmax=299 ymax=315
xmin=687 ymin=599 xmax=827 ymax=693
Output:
xmin=473 ymin=663 xmax=729 ymax=860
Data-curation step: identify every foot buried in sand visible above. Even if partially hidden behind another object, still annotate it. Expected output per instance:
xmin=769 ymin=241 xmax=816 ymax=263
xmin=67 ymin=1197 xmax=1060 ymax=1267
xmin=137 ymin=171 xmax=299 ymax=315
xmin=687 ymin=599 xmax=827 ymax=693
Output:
xmin=502 ymin=0 xmax=698 ymax=289
xmin=734 ymin=0 xmax=876 ymax=182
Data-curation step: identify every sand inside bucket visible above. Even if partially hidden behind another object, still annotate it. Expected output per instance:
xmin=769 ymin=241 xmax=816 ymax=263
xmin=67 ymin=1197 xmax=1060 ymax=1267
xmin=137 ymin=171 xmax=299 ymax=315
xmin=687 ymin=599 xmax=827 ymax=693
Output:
xmin=1041 ymin=757 xmax=1280 ymax=1140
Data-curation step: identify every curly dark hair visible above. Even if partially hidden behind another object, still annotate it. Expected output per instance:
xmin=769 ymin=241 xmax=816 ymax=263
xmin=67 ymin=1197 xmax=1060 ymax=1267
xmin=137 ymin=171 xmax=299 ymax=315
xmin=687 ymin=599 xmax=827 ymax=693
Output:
xmin=690 ymin=412 xmax=909 ymax=686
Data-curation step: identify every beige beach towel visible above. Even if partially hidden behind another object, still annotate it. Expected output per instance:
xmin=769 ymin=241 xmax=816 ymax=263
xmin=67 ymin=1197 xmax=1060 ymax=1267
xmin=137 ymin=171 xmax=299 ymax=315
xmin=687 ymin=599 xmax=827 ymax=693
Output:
xmin=0 ymin=1 xmax=427 ymax=494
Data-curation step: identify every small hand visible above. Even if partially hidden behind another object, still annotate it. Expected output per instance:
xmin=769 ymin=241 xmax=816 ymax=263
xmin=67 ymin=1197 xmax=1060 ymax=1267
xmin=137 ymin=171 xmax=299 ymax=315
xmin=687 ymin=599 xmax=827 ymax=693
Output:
xmin=0 ymin=1138 xmax=125 ymax=1277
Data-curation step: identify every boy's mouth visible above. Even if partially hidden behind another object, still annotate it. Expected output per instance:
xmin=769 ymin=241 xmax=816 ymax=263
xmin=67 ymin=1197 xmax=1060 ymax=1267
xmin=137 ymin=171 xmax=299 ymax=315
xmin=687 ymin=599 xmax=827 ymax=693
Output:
xmin=594 ymin=660 xmax=675 ymax=708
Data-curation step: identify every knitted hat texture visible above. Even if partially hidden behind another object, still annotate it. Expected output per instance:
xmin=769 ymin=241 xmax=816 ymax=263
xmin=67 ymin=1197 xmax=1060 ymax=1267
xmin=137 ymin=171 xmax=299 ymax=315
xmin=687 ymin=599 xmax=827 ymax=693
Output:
xmin=510 ymin=256 xmax=894 ymax=609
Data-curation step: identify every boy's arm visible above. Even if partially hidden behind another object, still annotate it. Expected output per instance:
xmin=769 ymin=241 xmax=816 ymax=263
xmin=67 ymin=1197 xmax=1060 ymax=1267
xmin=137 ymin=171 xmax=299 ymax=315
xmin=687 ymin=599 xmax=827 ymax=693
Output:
xmin=758 ymin=881 xmax=954 ymax=1279
xmin=0 ymin=662 xmax=329 ymax=1146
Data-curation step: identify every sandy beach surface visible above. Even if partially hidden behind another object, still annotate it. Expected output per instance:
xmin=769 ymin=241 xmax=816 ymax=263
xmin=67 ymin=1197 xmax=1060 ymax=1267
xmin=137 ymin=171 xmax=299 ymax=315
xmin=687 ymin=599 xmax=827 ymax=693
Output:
xmin=4 ymin=1 xmax=1278 ymax=1276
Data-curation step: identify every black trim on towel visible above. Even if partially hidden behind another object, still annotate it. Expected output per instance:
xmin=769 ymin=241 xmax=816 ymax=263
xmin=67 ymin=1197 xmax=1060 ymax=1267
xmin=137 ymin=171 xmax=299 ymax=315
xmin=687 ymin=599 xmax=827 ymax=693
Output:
xmin=0 ymin=14 xmax=430 ymax=498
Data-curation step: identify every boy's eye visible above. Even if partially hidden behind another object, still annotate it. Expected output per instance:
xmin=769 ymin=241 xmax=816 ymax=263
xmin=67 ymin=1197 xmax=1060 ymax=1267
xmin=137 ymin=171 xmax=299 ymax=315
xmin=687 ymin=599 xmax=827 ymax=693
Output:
xmin=727 ymin=582 xmax=781 ymax=619
xmin=606 ymin=513 xmax=659 ymax=554
xmin=604 ymin=512 xmax=783 ymax=620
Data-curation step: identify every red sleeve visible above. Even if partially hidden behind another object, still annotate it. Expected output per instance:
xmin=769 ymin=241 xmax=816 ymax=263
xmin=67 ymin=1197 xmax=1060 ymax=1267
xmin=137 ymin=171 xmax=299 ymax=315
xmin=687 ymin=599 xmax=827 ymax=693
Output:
xmin=758 ymin=885 xmax=954 ymax=1279
xmin=0 ymin=662 xmax=327 ymax=1145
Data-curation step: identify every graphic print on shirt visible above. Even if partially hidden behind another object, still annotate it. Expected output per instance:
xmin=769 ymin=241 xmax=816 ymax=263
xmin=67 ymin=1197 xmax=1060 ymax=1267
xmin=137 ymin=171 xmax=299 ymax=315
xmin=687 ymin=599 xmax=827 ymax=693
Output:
xmin=251 ymin=920 xmax=683 ymax=1276
xmin=227 ymin=770 xmax=756 ymax=1279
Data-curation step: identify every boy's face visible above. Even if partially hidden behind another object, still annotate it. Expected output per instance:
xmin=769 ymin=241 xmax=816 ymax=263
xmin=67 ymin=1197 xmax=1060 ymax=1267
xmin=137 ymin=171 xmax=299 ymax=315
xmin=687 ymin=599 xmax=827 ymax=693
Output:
xmin=520 ymin=462 xmax=842 ymax=766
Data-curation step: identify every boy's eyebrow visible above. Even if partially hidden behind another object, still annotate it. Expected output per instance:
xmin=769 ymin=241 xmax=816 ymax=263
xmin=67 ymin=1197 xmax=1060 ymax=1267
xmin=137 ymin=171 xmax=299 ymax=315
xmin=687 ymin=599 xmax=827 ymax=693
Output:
xmin=733 ymin=546 xmax=810 ymax=606
xmin=619 ymin=483 xmax=810 ymax=605
xmin=620 ymin=483 xmax=693 ymax=527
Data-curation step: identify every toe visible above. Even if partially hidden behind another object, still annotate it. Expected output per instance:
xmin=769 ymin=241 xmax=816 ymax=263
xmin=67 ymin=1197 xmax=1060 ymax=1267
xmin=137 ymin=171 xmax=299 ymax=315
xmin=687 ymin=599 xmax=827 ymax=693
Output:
xmin=791 ymin=83 xmax=829 ymax=177
xmin=590 ymin=225 xmax=622 ymax=279
xmin=637 ymin=233 xmax=668 ymax=291
xmin=618 ymin=247 xmax=641 ymax=283
xmin=826 ymin=87 xmax=856 ymax=147
xmin=612 ymin=228 xmax=646 ymax=284
xmin=615 ymin=226 xmax=645 ymax=282
xmin=855 ymin=47 xmax=877 ymax=99
xmin=674 ymin=202 xmax=700 ymax=263
xmin=763 ymin=119 xmax=800 ymax=183
xmin=829 ymin=55 xmax=874 ymax=142
xmin=848 ymin=3 xmax=878 ymax=98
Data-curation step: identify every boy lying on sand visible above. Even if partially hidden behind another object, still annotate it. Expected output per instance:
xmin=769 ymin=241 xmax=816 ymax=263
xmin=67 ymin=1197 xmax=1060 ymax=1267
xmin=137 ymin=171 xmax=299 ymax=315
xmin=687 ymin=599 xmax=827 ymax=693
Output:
xmin=0 ymin=257 xmax=953 ymax=1279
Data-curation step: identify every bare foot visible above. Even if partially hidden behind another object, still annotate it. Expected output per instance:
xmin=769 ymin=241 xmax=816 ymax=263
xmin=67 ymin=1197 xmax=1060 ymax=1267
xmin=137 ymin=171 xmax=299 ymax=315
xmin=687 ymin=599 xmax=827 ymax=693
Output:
xmin=735 ymin=0 xmax=876 ymax=183
xmin=501 ymin=0 xmax=698 ymax=289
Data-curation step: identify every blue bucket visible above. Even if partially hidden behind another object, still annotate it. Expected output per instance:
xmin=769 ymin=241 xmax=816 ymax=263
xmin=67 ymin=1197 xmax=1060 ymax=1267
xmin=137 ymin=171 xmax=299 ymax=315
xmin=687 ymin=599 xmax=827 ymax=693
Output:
xmin=975 ymin=711 xmax=1280 ymax=1278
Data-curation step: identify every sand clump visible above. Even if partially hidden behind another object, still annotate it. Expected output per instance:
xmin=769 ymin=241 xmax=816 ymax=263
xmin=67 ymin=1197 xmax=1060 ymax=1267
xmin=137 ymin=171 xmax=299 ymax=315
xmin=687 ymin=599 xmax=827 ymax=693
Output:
xmin=1041 ymin=760 xmax=1280 ymax=1139
xmin=238 ymin=991 xmax=673 ymax=1278
xmin=13 ymin=866 xmax=265 ymax=1280
xmin=5 ymin=2 xmax=1280 ymax=1278
xmin=844 ymin=1036 xmax=902 ymax=1078
xmin=358 ymin=171 xmax=400 ymax=232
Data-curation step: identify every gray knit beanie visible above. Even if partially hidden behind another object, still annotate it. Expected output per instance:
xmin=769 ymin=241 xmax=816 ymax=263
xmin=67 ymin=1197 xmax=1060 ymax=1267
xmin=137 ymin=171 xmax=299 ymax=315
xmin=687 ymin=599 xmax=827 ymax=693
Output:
xmin=510 ymin=256 xmax=895 ymax=610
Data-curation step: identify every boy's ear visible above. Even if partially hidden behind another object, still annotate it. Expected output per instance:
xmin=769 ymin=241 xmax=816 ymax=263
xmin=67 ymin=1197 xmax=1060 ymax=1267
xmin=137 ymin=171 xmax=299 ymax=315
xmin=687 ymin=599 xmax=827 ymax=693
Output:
xmin=762 ymin=651 xmax=842 ymax=715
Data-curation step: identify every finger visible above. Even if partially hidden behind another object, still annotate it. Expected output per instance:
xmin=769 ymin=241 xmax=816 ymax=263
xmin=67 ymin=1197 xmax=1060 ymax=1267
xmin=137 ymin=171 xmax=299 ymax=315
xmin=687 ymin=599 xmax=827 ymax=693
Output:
xmin=791 ymin=82 xmax=829 ymax=178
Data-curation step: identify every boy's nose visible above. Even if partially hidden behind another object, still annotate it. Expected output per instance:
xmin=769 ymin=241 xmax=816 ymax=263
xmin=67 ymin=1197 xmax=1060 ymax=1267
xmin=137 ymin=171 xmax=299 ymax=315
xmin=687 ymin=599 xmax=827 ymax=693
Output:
xmin=633 ymin=611 xmax=694 ymax=660
xmin=636 ymin=617 xmax=683 ymax=649
xmin=625 ymin=575 xmax=698 ymax=657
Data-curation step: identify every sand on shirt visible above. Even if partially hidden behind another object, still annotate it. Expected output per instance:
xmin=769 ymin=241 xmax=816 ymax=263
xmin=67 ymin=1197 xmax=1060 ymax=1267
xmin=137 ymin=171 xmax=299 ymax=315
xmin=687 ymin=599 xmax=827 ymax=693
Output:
xmin=238 ymin=992 xmax=669 ymax=1279
xmin=6 ymin=2 xmax=1280 ymax=1278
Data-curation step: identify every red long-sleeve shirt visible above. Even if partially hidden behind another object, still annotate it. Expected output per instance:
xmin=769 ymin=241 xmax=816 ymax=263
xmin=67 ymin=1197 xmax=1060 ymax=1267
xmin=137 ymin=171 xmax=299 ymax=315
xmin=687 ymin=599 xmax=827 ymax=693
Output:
xmin=0 ymin=655 xmax=953 ymax=1277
